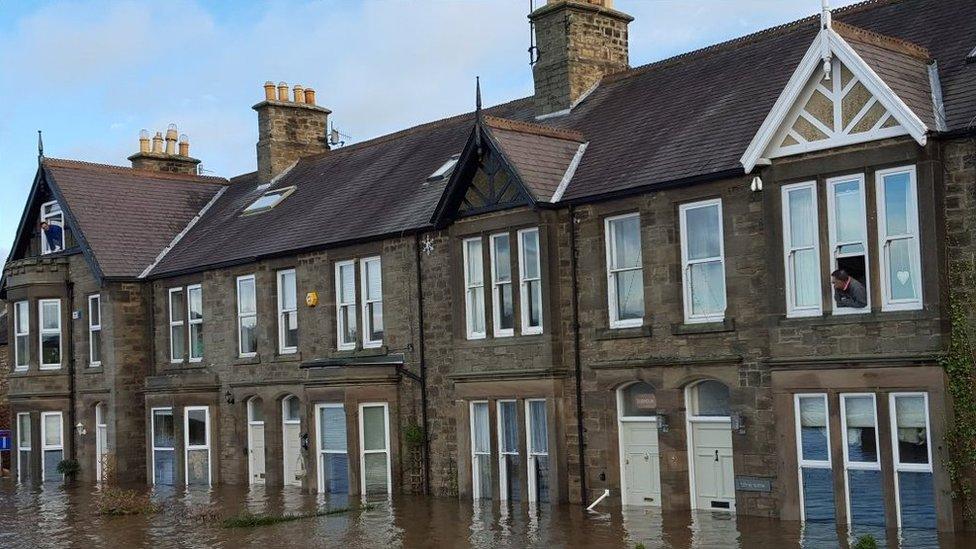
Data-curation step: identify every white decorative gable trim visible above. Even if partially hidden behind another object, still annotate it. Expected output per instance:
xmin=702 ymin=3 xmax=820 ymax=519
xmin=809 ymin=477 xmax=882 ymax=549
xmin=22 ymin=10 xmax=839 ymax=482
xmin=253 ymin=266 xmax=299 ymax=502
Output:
xmin=741 ymin=24 xmax=929 ymax=173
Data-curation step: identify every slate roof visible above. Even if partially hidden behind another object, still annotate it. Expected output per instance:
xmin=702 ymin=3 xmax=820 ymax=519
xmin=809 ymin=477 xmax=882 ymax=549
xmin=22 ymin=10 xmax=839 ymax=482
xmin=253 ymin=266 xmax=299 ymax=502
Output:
xmin=31 ymin=0 xmax=972 ymax=279
xmin=42 ymin=158 xmax=228 ymax=278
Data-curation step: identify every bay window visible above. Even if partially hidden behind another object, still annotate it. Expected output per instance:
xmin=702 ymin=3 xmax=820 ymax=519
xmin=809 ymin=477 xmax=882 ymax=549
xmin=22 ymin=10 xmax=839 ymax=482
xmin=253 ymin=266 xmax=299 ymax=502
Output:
xmin=679 ymin=199 xmax=727 ymax=323
xmin=168 ymin=288 xmax=185 ymax=362
xmin=361 ymin=257 xmax=384 ymax=348
xmin=827 ymin=175 xmax=870 ymax=314
xmin=518 ymin=228 xmax=543 ymax=335
xmin=88 ymin=295 xmax=102 ymax=366
xmin=605 ymin=213 xmax=644 ymax=328
xmin=237 ymin=275 xmax=257 ymax=357
xmin=782 ymin=182 xmax=822 ymax=317
xmin=490 ymin=233 xmax=515 ymax=337
xmin=463 ymin=237 xmax=486 ymax=339
xmin=14 ymin=301 xmax=29 ymax=370
xmin=277 ymin=269 xmax=298 ymax=354
xmin=335 ymin=260 xmax=357 ymax=350
xmin=187 ymin=285 xmax=203 ymax=361
xmin=38 ymin=299 xmax=61 ymax=369
xmin=876 ymin=166 xmax=922 ymax=311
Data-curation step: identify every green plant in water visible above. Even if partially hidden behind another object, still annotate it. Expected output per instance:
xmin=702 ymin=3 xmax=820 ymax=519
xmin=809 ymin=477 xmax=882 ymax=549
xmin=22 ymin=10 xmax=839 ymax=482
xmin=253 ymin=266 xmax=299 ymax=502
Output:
xmin=56 ymin=459 xmax=80 ymax=478
xmin=850 ymin=534 xmax=878 ymax=549
xmin=221 ymin=504 xmax=376 ymax=528
xmin=635 ymin=543 xmax=647 ymax=549
xmin=96 ymin=487 xmax=160 ymax=516
xmin=404 ymin=423 xmax=424 ymax=448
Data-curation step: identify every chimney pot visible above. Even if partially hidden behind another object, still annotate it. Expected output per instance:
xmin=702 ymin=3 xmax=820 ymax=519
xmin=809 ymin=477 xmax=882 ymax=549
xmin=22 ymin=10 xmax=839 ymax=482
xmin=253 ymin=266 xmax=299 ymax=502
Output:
xmin=264 ymin=81 xmax=276 ymax=101
xmin=178 ymin=134 xmax=189 ymax=156
xmin=293 ymin=84 xmax=305 ymax=103
xmin=164 ymin=124 xmax=178 ymax=155
xmin=277 ymin=81 xmax=289 ymax=102
xmin=139 ymin=129 xmax=151 ymax=153
xmin=151 ymin=131 xmax=164 ymax=153
xmin=304 ymin=87 xmax=316 ymax=105
xmin=130 ymin=125 xmax=201 ymax=175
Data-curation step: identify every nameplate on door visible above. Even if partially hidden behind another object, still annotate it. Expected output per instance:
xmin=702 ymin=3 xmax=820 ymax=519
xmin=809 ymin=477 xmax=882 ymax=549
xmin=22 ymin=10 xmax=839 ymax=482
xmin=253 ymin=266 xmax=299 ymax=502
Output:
xmin=734 ymin=476 xmax=773 ymax=492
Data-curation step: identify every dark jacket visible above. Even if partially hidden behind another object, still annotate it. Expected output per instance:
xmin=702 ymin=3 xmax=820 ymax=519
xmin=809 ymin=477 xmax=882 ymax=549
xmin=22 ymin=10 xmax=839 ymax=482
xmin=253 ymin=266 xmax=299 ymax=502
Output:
xmin=44 ymin=224 xmax=63 ymax=250
xmin=834 ymin=277 xmax=868 ymax=309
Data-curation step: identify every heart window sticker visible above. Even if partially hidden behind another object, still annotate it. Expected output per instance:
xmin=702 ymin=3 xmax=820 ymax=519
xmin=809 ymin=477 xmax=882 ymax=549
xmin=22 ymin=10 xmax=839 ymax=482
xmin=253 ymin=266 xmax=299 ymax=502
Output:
xmin=896 ymin=270 xmax=911 ymax=285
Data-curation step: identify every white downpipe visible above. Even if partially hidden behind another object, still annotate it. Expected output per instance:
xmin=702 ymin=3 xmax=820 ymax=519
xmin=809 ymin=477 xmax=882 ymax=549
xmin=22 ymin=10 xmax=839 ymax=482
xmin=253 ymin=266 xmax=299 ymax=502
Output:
xmin=586 ymin=489 xmax=611 ymax=512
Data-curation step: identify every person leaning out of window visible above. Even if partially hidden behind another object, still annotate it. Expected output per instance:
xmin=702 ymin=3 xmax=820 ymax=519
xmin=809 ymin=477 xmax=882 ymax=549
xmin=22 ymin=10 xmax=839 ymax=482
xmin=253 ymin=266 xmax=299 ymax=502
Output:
xmin=831 ymin=268 xmax=867 ymax=309
xmin=40 ymin=220 xmax=63 ymax=252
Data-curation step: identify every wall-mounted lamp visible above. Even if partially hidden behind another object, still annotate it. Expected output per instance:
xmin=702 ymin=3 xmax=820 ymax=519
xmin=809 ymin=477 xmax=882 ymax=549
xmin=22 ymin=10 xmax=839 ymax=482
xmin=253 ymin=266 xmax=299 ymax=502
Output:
xmin=731 ymin=411 xmax=747 ymax=435
xmin=75 ymin=422 xmax=87 ymax=436
xmin=750 ymin=175 xmax=763 ymax=192
xmin=656 ymin=414 xmax=670 ymax=433
xmin=225 ymin=391 xmax=235 ymax=405
xmin=300 ymin=432 xmax=310 ymax=451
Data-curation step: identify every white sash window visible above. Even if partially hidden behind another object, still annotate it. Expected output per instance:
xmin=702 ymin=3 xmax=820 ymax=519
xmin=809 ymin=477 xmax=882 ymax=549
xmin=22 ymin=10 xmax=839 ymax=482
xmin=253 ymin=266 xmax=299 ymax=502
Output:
xmin=782 ymin=182 xmax=822 ymax=317
xmin=463 ymin=238 xmax=486 ymax=339
xmin=875 ymin=166 xmax=922 ymax=311
xmin=680 ymin=200 xmax=727 ymax=323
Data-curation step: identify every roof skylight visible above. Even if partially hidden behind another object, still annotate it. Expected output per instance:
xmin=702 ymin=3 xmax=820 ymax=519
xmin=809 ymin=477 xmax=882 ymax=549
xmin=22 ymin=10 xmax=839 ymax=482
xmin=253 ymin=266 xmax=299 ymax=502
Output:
xmin=427 ymin=154 xmax=461 ymax=182
xmin=243 ymin=186 xmax=296 ymax=215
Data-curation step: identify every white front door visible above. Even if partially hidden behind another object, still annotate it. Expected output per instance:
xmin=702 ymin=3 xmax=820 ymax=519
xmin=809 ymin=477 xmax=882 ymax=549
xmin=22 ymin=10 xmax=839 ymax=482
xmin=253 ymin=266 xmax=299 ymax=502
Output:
xmin=621 ymin=421 xmax=661 ymax=506
xmin=283 ymin=422 xmax=301 ymax=486
xmin=248 ymin=422 xmax=266 ymax=484
xmin=691 ymin=420 xmax=735 ymax=511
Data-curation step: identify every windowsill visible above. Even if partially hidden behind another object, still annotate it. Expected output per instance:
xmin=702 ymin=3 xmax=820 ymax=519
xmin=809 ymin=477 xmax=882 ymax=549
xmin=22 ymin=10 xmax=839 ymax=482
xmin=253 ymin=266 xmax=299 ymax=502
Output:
xmin=84 ymin=366 xmax=104 ymax=374
xmin=671 ymin=318 xmax=735 ymax=335
xmin=594 ymin=325 xmax=652 ymax=341
xmin=234 ymin=355 xmax=261 ymax=365
xmin=455 ymin=333 xmax=548 ymax=348
xmin=39 ymin=365 xmax=63 ymax=371
xmin=777 ymin=308 xmax=932 ymax=327
xmin=271 ymin=352 xmax=303 ymax=363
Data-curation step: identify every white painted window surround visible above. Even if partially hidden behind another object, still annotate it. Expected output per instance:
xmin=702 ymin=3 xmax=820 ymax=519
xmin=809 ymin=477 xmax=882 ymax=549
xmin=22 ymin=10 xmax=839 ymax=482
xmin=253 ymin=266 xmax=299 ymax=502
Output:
xmin=605 ymin=213 xmax=644 ymax=329
xmin=782 ymin=182 xmax=823 ymax=318
xmin=679 ymin=199 xmax=727 ymax=324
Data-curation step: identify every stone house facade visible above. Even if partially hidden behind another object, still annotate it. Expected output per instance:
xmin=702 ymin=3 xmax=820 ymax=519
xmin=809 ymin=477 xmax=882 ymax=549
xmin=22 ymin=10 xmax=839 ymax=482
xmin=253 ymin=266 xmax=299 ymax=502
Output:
xmin=3 ymin=0 xmax=975 ymax=534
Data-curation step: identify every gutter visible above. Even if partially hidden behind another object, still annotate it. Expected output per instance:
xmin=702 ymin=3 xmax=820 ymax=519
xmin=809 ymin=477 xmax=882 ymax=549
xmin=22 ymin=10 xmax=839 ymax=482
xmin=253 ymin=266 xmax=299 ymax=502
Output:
xmin=569 ymin=204 xmax=588 ymax=507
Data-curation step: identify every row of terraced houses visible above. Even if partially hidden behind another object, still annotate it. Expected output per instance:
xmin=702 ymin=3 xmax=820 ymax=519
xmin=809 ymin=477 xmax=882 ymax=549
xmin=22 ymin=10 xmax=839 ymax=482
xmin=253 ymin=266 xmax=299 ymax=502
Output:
xmin=3 ymin=0 xmax=976 ymax=533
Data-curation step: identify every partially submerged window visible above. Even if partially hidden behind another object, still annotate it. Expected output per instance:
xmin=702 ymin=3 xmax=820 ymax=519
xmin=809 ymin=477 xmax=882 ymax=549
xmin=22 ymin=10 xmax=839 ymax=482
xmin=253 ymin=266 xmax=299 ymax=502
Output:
xmin=40 ymin=200 xmax=64 ymax=254
xmin=526 ymin=399 xmax=550 ymax=503
xmin=242 ymin=186 xmax=296 ymax=215
xmin=890 ymin=392 xmax=935 ymax=529
xmin=316 ymin=403 xmax=349 ymax=494
xmin=152 ymin=408 xmax=175 ymax=485
xmin=795 ymin=394 xmax=835 ymax=522
xmin=470 ymin=401 xmax=491 ymax=500
xmin=840 ymin=393 xmax=885 ymax=527
xmin=427 ymin=154 xmax=460 ymax=182
xmin=40 ymin=411 xmax=63 ymax=482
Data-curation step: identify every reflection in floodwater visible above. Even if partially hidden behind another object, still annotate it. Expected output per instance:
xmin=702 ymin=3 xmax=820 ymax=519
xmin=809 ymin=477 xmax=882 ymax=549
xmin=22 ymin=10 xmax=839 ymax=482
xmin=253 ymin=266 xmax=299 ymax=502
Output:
xmin=0 ymin=481 xmax=970 ymax=548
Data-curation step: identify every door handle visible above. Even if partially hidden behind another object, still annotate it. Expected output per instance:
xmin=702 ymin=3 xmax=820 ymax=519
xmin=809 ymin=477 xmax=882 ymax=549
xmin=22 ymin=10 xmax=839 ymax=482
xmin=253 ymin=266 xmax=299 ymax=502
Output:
xmin=714 ymin=450 xmax=719 ymax=462
xmin=644 ymin=453 xmax=649 ymax=461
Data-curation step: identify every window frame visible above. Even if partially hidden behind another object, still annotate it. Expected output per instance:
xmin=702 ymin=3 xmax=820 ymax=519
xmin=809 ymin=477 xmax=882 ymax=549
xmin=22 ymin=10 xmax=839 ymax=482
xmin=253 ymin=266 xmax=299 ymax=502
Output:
xmin=518 ymin=227 xmax=544 ymax=335
xmin=462 ymin=237 xmax=487 ymax=340
xmin=184 ymin=405 xmax=212 ymax=486
xmin=781 ymin=181 xmax=823 ymax=318
xmin=497 ymin=399 xmax=519 ymax=501
xmin=490 ymin=233 xmax=515 ymax=338
xmin=875 ymin=165 xmax=923 ymax=312
xmin=236 ymin=275 xmax=257 ymax=358
xmin=17 ymin=412 xmax=31 ymax=483
xmin=88 ymin=294 xmax=102 ymax=367
xmin=360 ymin=257 xmax=384 ymax=349
xmin=168 ymin=288 xmax=185 ymax=363
xmin=40 ymin=411 xmax=63 ymax=482
xmin=470 ymin=400 xmax=491 ymax=501
xmin=242 ymin=185 xmax=297 ymax=215
xmin=679 ymin=199 xmax=727 ymax=324
xmin=186 ymin=284 xmax=203 ymax=362
xmin=793 ymin=393 xmax=832 ymax=522
xmin=358 ymin=401 xmax=392 ymax=495
xmin=525 ymin=398 xmax=549 ymax=503
xmin=151 ymin=407 xmax=175 ymax=486
xmin=277 ymin=269 xmax=298 ymax=355
xmin=826 ymin=173 xmax=871 ymax=315
xmin=314 ymin=402 xmax=348 ymax=494
xmin=604 ymin=212 xmax=644 ymax=329
xmin=40 ymin=200 xmax=64 ymax=255
xmin=888 ymin=391 xmax=934 ymax=529
xmin=334 ymin=260 xmax=357 ymax=351
xmin=38 ymin=298 xmax=62 ymax=370
xmin=14 ymin=300 xmax=29 ymax=371
xmin=839 ymin=392 xmax=882 ymax=526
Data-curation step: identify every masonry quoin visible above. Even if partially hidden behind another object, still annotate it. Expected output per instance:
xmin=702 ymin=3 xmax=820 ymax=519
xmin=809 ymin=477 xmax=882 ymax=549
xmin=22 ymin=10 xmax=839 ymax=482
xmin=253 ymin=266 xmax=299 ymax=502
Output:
xmin=2 ymin=0 xmax=975 ymax=535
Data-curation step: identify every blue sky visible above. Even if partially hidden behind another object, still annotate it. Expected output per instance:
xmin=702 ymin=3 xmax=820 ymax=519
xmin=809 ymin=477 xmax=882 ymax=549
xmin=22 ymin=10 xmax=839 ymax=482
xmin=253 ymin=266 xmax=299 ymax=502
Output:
xmin=0 ymin=0 xmax=860 ymax=262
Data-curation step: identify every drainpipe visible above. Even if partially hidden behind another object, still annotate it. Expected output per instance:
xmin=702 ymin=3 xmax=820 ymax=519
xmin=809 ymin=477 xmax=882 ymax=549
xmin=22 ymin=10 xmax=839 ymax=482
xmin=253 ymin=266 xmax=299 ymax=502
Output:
xmin=569 ymin=205 xmax=588 ymax=506
xmin=414 ymin=233 xmax=431 ymax=495
xmin=66 ymin=280 xmax=77 ymax=462
xmin=148 ymin=282 xmax=156 ymax=375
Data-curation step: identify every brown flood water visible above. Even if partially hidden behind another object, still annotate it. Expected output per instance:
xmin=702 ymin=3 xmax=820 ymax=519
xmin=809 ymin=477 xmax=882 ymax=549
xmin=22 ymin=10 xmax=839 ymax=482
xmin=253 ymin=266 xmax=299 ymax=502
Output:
xmin=0 ymin=480 xmax=971 ymax=548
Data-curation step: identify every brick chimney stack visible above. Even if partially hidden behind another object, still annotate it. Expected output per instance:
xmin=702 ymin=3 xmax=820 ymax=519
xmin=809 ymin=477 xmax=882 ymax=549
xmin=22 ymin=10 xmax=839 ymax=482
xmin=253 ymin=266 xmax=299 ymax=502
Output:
xmin=128 ymin=124 xmax=201 ymax=175
xmin=529 ymin=0 xmax=633 ymax=117
xmin=254 ymin=81 xmax=331 ymax=184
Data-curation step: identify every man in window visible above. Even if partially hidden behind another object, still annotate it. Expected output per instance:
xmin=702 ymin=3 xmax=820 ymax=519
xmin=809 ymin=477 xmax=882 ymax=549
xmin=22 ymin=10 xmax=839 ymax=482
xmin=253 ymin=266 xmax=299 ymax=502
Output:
xmin=831 ymin=269 xmax=867 ymax=309
xmin=41 ymin=220 xmax=63 ymax=252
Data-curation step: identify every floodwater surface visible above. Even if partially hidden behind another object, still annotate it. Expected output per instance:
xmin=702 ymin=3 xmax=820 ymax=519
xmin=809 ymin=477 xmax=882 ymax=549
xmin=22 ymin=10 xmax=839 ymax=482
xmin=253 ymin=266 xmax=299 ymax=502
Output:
xmin=0 ymin=481 xmax=971 ymax=548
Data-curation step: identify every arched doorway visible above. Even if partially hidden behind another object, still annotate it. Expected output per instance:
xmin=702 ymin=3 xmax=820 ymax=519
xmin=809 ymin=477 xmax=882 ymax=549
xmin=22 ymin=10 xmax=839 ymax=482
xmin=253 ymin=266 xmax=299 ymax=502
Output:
xmin=617 ymin=382 xmax=661 ymax=506
xmin=282 ymin=395 xmax=302 ymax=487
xmin=685 ymin=379 xmax=735 ymax=511
xmin=247 ymin=397 xmax=266 ymax=484
xmin=95 ymin=403 xmax=108 ymax=482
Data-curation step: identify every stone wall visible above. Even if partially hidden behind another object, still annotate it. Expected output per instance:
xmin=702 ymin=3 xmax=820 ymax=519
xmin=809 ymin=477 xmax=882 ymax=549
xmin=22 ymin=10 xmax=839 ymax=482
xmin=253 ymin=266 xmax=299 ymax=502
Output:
xmin=254 ymin=100 xmax=331 ymax=183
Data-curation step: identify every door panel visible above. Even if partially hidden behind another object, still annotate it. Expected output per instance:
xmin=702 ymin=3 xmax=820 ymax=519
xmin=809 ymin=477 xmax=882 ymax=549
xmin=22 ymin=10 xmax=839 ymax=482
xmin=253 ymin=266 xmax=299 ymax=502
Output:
xmin=621 ymin=422 xmax=661 ymax=506
xmin=283 ymin=423 xmax=301 ymax=486
xmin=249 ymin=424 xmax=266 ymax=484
xmin=692 ymin=421 xmax=735 ymax=511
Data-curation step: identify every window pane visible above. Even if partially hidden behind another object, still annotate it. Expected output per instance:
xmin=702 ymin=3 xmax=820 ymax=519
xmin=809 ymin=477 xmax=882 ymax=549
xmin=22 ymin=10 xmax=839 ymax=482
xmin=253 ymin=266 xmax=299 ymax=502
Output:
xmin=504 ymin=454 xmax=521 ymax=501
xmin=16 ymin=336 xmax=29 ymax=367
xmin=188 ymin=288 xmax=203 ymax=320
xmin=187 ymin=409 xmax=208 ymax=447
xmin=340 ymin=305 xmax=357 ymax=344
xmin=499 ymin=284 xmax=514 ymax=330
xmin=320 ymin=407 xmax=347 ymax=452
xmin=611 ymin=216 xmax=641 ymax=269
xmin=801 ymin=467 xmax=836 ymax=522
xmin=154 ymin=450 xmax=175 ymax=485
xmin=622 ymin=383 xmax=657 ymax=417
xmin=533 ymin=455 xmax=551 ymax=503
xmin=285 ymin=397 xmax=301 ymax=421
xmin=170 ymin=291 xmax=185 ymax=323
xmin=793 ymin=248 xmax=820 ymax=308
xmin=689 ymin=261 xmax=726 ymax=316
xmin=894 ymin=395 xmax=929 ymax=464
xmin=475 ymin=454 xmax=492 ymax=500
xmin=171 ymin=325 xmax=186 ymax=360
xmin=788 ymin=187 xmax=816 ymax=248
xmin=44 ymin=449 xmax=63 ymax=481
xmin=240 ymin=316 xmax=257 ymax=354
xmin=500 ymin=401 xmax=519 ymax=453
xmin=833 ymin=180 xmax=864 ymax=244
xmin=91 ymin=331 xmax=102 ymax=364
xmin=322 ymin=453 xmax=349 ymax=494
xmin=367 ymin=303 xmax=383 ymax=342
xmin=280 ymin=271 xmax=297 ymax=310
xmin=364 ymin=452 xmax=389 ymax=495
xmin=249 ymin=400 xmax=265 ymax=422
xmin=466 ymin=239 xmax=483 ymax=285
xmin=614 ymin=270 xmax=644 ymax=320
xmin=186 ymin=449 xmax=209 ymax=485
xmin=898 ymin=471 xmax=936 ymax=529
xmin=283 ymin=311 xmax=299 ymax=348
xmin=685 ymin=205 xmax=721 ymax=260
xmin=845 ymin=397 xmax=878 ymax=462
xmin=153 ymin=410 xmax=174 ymax=447
xmin=190 ymin=324 xmax=203 ymax=358
xmin=888 ymin=239 xmax=918 ymax=301
xmin=18 ymin=415 xmax=30 ymax=446
xmin=527 ymin=280 xmax=542 ymax=327
xmin=16 ymin=302 xmax=28 ymax=332
xmin=41 ymin=334 xmax=60 ymax=365
xmin=493 ymin=235 xmax=512 ymax=282
xmin=472 ymin=403 xmax=490 ymax=453
xmin=529 ymin=401 xmax=548 ymax=454
xmin=90 ymin=297 xmax=101 ymax=326
xmin=799 ymin=396 xmax=829 ymax=461
xmin=848 ymin=469 xmax=885 ymax=526
xmin=362 ymin=406 xmax=387 ymax=452
xmin=883 ymin=172 xmax=911 ymax=236
xmin=339 ymin=264 xmax=356 ymax=303
xmin=695 ymin=381 xmax=731 ymax=416
xmin=41 ymin=301 xmax=60 ymax=330
xmin=468 ymin=288 xmax=485 ymax=334
xmin=238 ymin=279 xmax=256 ymax=314
xmin=44 ymin=414 xmax=62 ymax=446
xmin=522 ymin=230 xmax=540 ymax=279
xmin=365 ymin=260 xmax=382 ymax=301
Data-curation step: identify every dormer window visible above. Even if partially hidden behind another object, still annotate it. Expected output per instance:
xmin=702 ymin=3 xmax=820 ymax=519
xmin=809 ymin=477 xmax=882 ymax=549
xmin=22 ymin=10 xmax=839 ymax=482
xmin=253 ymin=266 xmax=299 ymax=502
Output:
xmin=40 ymin=200 xmax=64 ymax=254
xmin=427 ymin=154 xmax=460 ymax=182
xmin=243 ymin=186 xmax=296 ymax=215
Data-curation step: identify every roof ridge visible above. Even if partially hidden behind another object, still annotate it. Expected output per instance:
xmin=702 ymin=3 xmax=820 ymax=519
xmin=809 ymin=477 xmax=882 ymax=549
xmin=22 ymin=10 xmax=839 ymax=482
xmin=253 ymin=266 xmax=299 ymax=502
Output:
xmin=42 ymin=157 xmax=230 ymax=184
xmin=603 ymin=0 xmax=901 ymax=85
xmin=483 ymin=115 xmax=584 ymax=142
xmin=832 ymin=20 xmax=930 ymax=60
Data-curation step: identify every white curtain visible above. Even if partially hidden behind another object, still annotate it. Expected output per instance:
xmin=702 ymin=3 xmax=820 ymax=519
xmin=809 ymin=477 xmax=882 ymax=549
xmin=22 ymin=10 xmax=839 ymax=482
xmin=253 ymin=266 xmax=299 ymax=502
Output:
xmin=844 ymin=396 xmax=876 ymax=428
